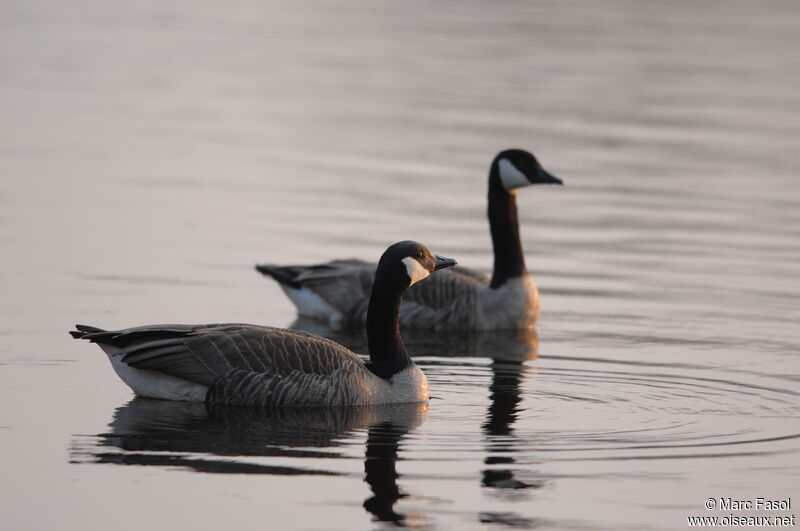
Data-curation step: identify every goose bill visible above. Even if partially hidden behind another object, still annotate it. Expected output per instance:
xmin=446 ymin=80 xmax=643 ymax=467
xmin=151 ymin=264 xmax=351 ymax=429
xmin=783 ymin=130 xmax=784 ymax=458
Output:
xmin=538 ymin=167 xmax=564 ymax=185
xmin=434 ymin=255 xmax=457 ymax=271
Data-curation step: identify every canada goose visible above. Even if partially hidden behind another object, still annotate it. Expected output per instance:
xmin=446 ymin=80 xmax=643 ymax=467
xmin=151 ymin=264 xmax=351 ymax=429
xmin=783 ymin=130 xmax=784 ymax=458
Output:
xmin=70 ymin=241 xmax=456 ymax=406
xmin=256 ymin=149 xmax=562 ymax=330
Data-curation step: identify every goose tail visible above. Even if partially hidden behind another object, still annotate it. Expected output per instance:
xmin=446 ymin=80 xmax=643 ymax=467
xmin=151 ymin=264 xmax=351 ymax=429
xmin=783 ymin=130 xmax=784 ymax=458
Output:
xmin=69 ymin=324 xmax=107 ymax=340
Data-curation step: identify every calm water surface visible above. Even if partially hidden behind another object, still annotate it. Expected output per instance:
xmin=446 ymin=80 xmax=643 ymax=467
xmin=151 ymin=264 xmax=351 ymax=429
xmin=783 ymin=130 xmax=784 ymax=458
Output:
xmin=1 ymin=0 xmax=799 ymax=529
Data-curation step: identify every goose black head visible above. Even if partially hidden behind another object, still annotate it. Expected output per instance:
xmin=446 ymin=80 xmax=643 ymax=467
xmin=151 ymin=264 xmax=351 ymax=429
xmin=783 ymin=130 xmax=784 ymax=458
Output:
xmin=493 ymin=149 xmax=564 ymax=192
xmin=377 ymin=240 xmax=457 ymax=289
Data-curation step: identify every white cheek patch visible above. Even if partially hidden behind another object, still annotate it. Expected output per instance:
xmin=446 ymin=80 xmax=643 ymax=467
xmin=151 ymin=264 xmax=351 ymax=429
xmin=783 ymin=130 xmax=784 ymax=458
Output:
xmin=498 ymin=159 xmax=531 ymax=191
xmin=401 ymin=257 xmax=430 ymax=286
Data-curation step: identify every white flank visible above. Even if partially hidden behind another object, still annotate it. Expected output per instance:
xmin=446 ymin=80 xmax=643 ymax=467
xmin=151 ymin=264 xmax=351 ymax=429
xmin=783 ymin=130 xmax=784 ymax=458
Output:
xmin=283 ymin=286 xmax=340 ymax=318
xmin=498 ymin=159 xmax=530 ymax=190
xmin=99 ymin=344 xmax=208 ymax=402
xmin=402 ymin=257 xmax=430 ymax=286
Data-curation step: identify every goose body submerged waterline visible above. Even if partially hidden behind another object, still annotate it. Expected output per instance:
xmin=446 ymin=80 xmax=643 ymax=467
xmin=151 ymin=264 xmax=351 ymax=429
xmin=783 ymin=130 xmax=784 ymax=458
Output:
xmin=257 ymin=149 xmax=563 ymax=330
xmin=71 ymin=241 xmax=456 ymax=406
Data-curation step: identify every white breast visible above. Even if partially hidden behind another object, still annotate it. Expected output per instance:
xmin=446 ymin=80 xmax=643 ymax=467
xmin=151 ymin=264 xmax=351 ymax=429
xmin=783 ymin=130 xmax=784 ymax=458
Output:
xmin=367 ymin=365 xmax=429 ymax=404
xmin=476 ymin=275 xmax=540 ymax=329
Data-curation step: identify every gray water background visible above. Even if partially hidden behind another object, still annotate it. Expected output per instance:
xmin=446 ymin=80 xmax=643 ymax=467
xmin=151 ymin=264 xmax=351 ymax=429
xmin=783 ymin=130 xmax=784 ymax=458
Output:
xmin=1 ymin=0 xmax=799 ymax=529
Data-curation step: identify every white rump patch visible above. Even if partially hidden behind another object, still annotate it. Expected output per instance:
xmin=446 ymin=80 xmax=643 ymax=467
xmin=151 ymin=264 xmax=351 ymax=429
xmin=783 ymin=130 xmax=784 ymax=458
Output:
xmin=401 ymin=257 xmax=430 ymax=286
xmin=498 ymin=159 xmax=530 ymax=190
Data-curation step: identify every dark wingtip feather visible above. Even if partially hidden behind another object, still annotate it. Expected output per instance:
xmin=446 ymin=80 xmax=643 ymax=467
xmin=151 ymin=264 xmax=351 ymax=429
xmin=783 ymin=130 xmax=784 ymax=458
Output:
xmin=70 ymin=324 xmax=106 ymax=340
xmin=77 ymin=324 xmax=105 ymax=333
xmin=255 ymin=263 xmax=284 ymax=277
xmin=255 ymin=264 xmax=302 ymax=288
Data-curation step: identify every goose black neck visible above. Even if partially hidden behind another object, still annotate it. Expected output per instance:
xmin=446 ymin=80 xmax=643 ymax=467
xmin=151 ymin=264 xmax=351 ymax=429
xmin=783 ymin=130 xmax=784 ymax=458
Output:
xmin=488 ymin=166 xmax=528 ymax=288
xmin=366 ymin=270 xmax=412 ymax=379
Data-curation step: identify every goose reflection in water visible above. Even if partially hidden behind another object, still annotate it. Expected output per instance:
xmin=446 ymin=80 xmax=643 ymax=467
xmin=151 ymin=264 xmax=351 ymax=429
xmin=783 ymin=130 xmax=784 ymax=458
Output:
xmin=288 ymin=317 xmax=539 ymax=360
xmin=480 ymin=329 xmax=545 ymax=493
xmin=287 ymin=320 xmax=546 ymax=497
xmin=475 ymin=329 xmax=546 ymax=528
xmin=70 ymin=399 xmax=427 ymax=524
xmin=363 ymin=421 xmax=418 ymax=525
